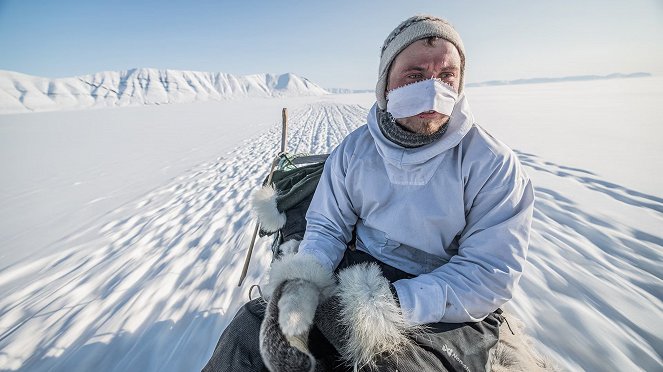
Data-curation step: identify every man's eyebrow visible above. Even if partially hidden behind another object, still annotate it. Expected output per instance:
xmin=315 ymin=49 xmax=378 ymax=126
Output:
xmin=403 ymin=66 xmax=425 ymax=72
xmin=402 ymin=65 xmax=459 ymax=72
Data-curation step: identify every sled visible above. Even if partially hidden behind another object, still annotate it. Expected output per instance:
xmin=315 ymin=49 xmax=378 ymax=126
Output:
xmin=237 ymin=108 xmax=560 ymax=372
xmin=238 ymin=108 xmax=329 ymax=285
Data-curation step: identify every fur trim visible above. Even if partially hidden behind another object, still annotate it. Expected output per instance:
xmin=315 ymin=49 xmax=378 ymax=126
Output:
xmin=263 ymin=253 xmax=336 ymax=300
xmin=490 ymin=313 xmax=562 ymax=372
xmin=277 ymin=279 xmax=321 ymax=337
xmin=251 ymin=186 xmax=286 ymax=233
xmin=279 ymin=239 xmax=301 ymax=256
xmin=335 ymin=262 xmax=419 ymax=369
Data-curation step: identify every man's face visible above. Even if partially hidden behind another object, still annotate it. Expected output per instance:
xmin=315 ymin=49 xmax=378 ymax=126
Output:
xmin=386 ymin=38 xmax=461 ymax=135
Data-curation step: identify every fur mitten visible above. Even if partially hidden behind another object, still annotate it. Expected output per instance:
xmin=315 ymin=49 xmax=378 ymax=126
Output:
xmin=259 ymin=254 xmax=336 ymax=371
xmin=314 ymin=262 xmax=419 ymax=370
xmin=260 ymin=280 xmax=321 ymax=372
xmin=262 ymin=253 xmax=336 ymax=335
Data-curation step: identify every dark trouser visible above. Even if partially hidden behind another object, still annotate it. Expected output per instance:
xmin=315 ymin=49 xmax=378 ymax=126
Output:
xmin=202 ymin=249 xmax=501 ymax=372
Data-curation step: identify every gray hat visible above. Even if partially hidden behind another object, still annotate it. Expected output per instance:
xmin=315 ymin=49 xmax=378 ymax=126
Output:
xmin=376 ymin=15 xmax=466 ymax=110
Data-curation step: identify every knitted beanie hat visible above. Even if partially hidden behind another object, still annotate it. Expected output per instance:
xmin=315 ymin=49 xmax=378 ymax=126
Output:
xmin=376 ymin=15 xmax=466 ymax=110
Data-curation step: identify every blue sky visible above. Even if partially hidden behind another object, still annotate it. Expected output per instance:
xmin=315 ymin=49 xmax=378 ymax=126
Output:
xmin=0 ymin=0 xmax=661 ymax=89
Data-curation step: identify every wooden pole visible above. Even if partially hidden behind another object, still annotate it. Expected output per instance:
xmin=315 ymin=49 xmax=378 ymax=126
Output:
xmin=281 ymin=108 xmax=288 ymax=153
xmin=238 ymin=108 xmax=289 ymax=287
xmin=238 ymin=222 xmax=261 ymax=286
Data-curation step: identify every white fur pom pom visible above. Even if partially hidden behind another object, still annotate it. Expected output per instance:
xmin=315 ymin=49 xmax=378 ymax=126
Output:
xmin=251 ymin=186 xmax=286 ymax=233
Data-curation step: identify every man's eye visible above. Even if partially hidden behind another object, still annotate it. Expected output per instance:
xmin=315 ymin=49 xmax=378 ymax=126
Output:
xmin=407 ymin=74 xmax=422 ymax=79
xmin=440 ymin=72 xmax=456 ymax=80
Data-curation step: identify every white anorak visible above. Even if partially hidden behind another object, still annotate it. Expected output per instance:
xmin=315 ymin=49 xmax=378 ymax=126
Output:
xmin=298 ymin=94 xmax=535 ymax=325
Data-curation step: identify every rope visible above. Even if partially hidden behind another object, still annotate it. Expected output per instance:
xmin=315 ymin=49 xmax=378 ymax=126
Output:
xmin=248 ymin=284 xmax=264 ymax=301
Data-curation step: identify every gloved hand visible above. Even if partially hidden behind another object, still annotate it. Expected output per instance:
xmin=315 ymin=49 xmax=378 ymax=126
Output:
xmin=314 ymin=262 xmax=419 ymax=370
xmin=260 ymin=279 xmax=321 ymax=372
xmin=259 ymin=254 xmax=336 ymax=372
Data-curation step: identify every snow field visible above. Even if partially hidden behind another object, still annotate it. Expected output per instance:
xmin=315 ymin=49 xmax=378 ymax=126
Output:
xmin=0 ymin=95 xmax=344 ymax=269
xmin=0 ymin=103 xmax=366 ymax=371
xmin=0 ymin=77 xmax=661 ymax=371
xmin=509 ymin=151 xmax=662 ymax=370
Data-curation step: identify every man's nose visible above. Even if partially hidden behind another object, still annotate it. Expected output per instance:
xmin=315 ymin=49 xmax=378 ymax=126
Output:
xmin=422 ymin=70 xmax=443 ymax=80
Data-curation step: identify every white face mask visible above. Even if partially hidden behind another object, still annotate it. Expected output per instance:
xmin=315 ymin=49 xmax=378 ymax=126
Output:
xmin=386 ymin=78 xmax=458 ymax=119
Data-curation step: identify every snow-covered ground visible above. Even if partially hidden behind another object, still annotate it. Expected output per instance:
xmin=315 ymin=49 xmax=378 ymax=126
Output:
xmin=0 ymin=76 xmax=661 ymax=371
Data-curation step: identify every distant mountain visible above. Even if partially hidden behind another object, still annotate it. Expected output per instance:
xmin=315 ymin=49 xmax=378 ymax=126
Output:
xmin=326 ymin=88 xmax=374 ymax=94
xmin=466 ymin=72 xmax=652 ymax=87
xmin=325 ymin=72 xmax=652 ymax=93
xmin=0 ymin=68 xmax=330 ymax=114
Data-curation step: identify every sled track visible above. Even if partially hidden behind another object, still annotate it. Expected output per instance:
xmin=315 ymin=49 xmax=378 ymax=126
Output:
xmin=0 ymin=103 xmax=367 ymax=371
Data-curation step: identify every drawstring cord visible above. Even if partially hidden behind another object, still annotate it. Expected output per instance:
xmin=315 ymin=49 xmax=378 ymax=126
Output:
xmin=495 ymin=308 xmax=515 ymax=335
xmin=503 ymin=316 xmax=515 ymax=335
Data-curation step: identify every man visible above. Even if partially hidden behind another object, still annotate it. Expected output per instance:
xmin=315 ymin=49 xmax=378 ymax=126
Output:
xmin=203 ymin=15 xmax=534 ymax=372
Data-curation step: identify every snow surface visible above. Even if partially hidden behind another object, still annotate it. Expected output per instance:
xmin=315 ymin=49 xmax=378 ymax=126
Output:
xmin=0 ymin=76 xmax=661 ymax=371
xmin=0 ymin=69 xmax=329 ymax=114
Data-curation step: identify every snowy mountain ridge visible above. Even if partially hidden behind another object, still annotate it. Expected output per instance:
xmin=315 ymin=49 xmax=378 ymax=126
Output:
xmin=0 ymin=68 xmax=330 ymax=114
xmin=465 ymin=72 xmax=651 ymax=87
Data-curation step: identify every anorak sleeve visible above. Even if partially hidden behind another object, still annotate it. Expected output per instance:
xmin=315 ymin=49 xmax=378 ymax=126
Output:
xmin=393 ymin=154 xmax=535 ymax=324
xmin=297 ymin=145 xmax=358 ymax=271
